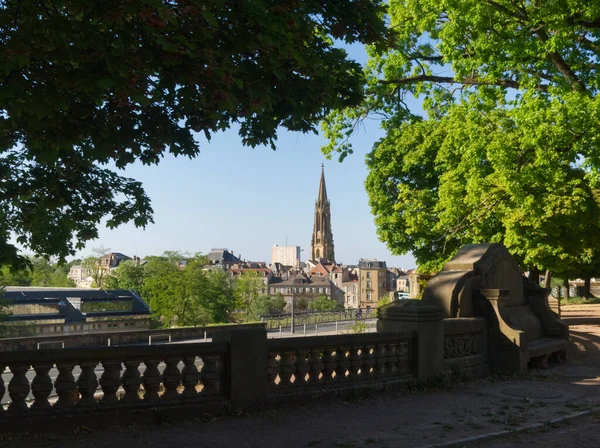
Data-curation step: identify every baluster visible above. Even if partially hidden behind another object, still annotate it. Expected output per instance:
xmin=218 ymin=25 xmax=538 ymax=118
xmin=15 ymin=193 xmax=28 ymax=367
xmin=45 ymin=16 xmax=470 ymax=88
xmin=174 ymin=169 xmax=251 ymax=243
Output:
xmin=306 ymin=349 xmax=323 ymax=385
xmin=294 ymin=350 xmax=310 ymax=387
xmin=182 ymin=357 xmax=200 ymax=399
xmin=278 ymin=351 xmax=296 ymax=387
xmin=321 ymin=348 xmax=337 ymax=384
xmin=30 ymin=363 xmax=53 ymax=410
xmin=162 ymin=357 xmax=181 ymax=401
xmin=267 ymin=353 xmax=280 ymax=388
xmin=374 ymin=343 xmax=387 ymax=377
xmin=121 ymin=360 xmax=142 ymax=403
xmin=8 ymin=364 xmax=31 ymax=412
xmin=200 ymin=355 xmax=222 ymax=396
xmin=363 ymin=344 xmax=376 ymax=378
xmin=99 ymin=360 xmax=122 ymax=405
xmin=348 ymin=346 xmax=363 ymax=381
xmin=0 ymin=363 xmax=4 ymax=413
xmin=396 ymin=341 xmax=410 ymax=374
xmin=77 ymin=361 xmax=99 ymax=407
xmin=142 ymin=359 xmax=161 ymax=402
xmin=54 ymin=362 xmax=78 ymax=408
xmin=386 ymin=343 xmax=398 ymax=376
xmin=334 ymin=346 xmax=350 ymax=384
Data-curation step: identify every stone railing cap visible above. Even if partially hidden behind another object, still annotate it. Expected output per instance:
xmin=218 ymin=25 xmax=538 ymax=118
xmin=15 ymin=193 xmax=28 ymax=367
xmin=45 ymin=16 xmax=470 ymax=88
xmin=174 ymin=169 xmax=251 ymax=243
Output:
xmin=377 ymin=299 xmax=443 ymax=321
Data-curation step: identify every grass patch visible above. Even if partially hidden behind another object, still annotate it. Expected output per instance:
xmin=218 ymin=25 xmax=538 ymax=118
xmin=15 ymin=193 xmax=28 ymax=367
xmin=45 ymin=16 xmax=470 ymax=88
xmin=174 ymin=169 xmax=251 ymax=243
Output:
xmin=560 ymin=296 xmax=600 ymax=305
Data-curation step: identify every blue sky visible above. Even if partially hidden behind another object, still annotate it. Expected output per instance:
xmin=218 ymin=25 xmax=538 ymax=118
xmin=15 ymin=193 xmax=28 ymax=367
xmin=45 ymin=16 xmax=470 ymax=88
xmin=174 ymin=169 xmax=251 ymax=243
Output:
xmin=74 ymin=43 xmax=418 ymax=269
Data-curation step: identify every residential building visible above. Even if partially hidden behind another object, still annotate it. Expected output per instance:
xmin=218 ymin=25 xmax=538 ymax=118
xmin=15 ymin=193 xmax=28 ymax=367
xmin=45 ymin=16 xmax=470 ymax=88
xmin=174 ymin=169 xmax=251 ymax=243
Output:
xmin=268 ymin=274 xmax=332 ymax=311
xmin=68 ymin=252 xmax=132 ymax=288
xmin=98 ymin=252 xmax=131 ymax=270
xmin=2 ymin=287 xmax=151 ymax=336
xmin=310 ymin=165 xmax=335 ymax=261
xmin=226 ymin=263 xmax=272 ymax=296
xmin=396 ymin=271 xmax=410 ymax=293
xmin=271 ymin=245 xmax=301 ymax=269
xmin=357 ymin=259 xmax=388 ymax=309
xmin=342 ymin=274 xmax=360 ymax=309
xmin=207 ymin=248 xmax=242 ymax=269
xmin=67 ymin=265 xmax=94 ymax=288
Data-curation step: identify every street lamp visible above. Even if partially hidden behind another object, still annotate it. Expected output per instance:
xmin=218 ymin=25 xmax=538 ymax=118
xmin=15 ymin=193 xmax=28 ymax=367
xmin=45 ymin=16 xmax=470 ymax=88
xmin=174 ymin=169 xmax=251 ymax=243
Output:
xmin=291 ymin=275 xmax=296 ymax=334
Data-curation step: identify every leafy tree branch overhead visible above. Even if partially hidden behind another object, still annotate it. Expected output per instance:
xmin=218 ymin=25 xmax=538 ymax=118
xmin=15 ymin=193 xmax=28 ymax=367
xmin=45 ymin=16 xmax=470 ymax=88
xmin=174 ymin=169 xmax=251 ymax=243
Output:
xmin=323 ymin=0 xmax=600 ymax=274
xmin=0 ymin=0 xmax=387 ymax=267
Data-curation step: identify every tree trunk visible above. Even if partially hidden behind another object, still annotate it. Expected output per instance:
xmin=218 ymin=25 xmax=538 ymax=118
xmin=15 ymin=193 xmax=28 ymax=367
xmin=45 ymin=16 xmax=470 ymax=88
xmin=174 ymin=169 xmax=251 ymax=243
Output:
xmin=529 ymin=266 xmax=540 ymax=285
xmin=563 ymin=277 xmax=570 ymax=300
xmin=544 ymin=270 xmax=552 ymax=288
xmin=584 ymin=277 xmax=591 ymax=300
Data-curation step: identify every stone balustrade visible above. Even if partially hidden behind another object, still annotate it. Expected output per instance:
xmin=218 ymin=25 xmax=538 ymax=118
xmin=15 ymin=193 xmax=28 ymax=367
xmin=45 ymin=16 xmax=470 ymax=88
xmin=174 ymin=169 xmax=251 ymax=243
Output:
xmin=0 ymin=341 xmax=227 ymax=415
xmin=267 ymin=332 xmax=415 ymax=393
xmin=0 ymin=307 xmax=495 ymax=432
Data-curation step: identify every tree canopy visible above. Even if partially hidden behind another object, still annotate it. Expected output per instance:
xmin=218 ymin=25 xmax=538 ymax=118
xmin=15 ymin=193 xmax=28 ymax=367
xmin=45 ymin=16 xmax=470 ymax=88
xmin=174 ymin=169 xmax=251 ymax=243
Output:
xmin=323 ymin=0 xmax=600 ymax=273
xmin=0 ymin=0 xmax=387 ymax=267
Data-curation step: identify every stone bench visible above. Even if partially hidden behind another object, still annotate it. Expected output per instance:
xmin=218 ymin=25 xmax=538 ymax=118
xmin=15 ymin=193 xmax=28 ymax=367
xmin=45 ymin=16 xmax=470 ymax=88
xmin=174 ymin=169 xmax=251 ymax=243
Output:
xmin=478 ymin=288 xmax=568 ymax=371
xmin=422 ymin=244 xmax=569 ymax=372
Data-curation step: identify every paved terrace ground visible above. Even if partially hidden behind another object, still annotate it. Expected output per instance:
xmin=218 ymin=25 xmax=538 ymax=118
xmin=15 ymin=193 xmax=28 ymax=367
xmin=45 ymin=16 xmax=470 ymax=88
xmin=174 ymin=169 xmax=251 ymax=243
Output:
xmin=2 ymin=305 xmax=600 ymax=448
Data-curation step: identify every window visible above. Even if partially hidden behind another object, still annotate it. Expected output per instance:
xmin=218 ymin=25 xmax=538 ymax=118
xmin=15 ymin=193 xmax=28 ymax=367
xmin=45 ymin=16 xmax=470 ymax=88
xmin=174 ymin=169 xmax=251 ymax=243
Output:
xmin=366 ymin=281 xmax=371 ymax=289
xmin=366 ymin=272 xmax=371 ymax=279
xmin=366 ymin=292 xmax=372 ymax=301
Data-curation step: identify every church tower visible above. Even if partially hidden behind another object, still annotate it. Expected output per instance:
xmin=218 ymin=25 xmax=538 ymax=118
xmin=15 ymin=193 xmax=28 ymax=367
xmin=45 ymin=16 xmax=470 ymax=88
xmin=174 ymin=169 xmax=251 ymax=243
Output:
xmin=310 ymin=164 xmax=335 ymax=261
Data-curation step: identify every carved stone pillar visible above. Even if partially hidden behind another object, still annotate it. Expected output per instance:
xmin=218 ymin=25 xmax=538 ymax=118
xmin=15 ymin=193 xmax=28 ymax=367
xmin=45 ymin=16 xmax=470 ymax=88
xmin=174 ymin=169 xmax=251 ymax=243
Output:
xmin=30 ymin=363 xmax=53 ymax=410
xmin=181 ymin=357 xmax=200 ymax=399
xmin=121 ymin=360 xmax=142 ymax=403
xmin=99 ymin=360 xmax=122 ymax=405
xmin=378 ymin=299 xmax=444 ymax=382
xmin=200 ymin=355 xmax=222 ymax=396
xmin=142 ymin=359 xmax=161 ymax=402
xmin=8 ymin=364 xmax=31 ymax=412
xmin=162 ymin=358 xmax=181 ymax=401
xmin=54 ymin=363 xmax=78 ymax=408
xmin=77 ymin=361 xmax=99 ymax=407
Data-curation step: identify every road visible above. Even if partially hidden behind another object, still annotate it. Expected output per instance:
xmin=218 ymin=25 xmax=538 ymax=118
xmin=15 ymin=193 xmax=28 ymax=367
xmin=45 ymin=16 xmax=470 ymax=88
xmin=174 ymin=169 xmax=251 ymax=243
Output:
xmin=1 ymin=320 xmax=376 ymax=406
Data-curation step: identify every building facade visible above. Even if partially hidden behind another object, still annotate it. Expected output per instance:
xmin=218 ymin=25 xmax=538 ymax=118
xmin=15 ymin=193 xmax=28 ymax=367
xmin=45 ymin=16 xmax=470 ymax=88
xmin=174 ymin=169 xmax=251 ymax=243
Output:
xmin=271 ymin=245 xmax=301 ymax=268
xmin=357 ymin=259 xmax=388 ymax=309
xmin=310 ymin=165 xmax=335 ymax=261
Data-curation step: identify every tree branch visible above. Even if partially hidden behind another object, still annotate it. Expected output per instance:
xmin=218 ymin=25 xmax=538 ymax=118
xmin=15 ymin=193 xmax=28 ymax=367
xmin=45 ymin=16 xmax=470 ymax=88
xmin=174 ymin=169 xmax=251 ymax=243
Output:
xmin=533 ymin=28 xmax=587 ymax=92
xmin=379 ymin=75 xmax=549 ymax=92
xmin=567 ymin=14 xmax=600 ymax=29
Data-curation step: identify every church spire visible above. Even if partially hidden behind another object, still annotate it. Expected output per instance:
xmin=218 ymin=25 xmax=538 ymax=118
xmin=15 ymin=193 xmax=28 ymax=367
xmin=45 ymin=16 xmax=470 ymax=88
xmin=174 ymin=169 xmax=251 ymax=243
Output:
xmin=310 ymin=165 xmax=335 ymax=261
xmin=318 ymin=163 xmax=328 ymax=203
